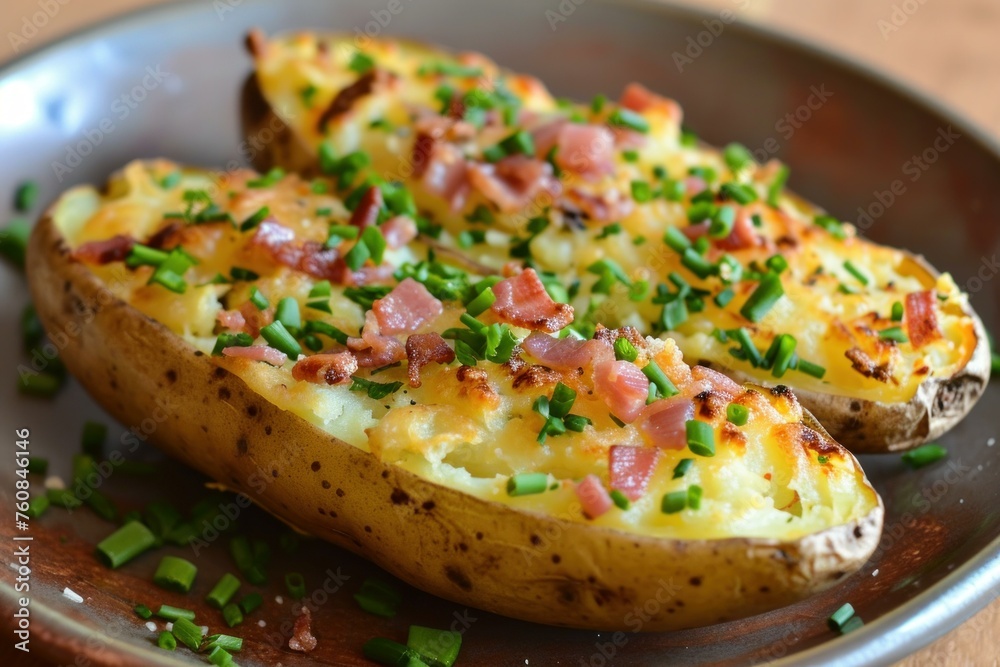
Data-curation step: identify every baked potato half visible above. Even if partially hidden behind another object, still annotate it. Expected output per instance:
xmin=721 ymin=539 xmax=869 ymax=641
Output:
xmin=242 ymin=31 xmax=990 ymax=452
xmin=27 ymin=160 xmax=883 ymax=631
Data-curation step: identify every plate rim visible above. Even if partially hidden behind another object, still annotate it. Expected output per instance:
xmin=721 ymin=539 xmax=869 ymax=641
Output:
xmin=1 ymin=0 xmax=998 ymax=665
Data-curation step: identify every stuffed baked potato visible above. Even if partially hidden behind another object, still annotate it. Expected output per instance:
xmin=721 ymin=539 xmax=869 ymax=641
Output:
xmin=26 ymin=160 xmax=882 ymax=631
xmin=242 ymin=31 xmax=990 ymax=452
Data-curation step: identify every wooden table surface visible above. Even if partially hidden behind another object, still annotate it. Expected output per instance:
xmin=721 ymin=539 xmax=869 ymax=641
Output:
xmin=1 ymin=1 xmax=997 ymax=665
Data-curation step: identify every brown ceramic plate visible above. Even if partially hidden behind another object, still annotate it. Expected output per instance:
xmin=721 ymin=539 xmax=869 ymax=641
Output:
xmin=1 ymin=0 xmax=998 ymax=664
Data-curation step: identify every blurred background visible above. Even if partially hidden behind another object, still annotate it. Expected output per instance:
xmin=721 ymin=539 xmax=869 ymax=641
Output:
xmin=1 ymin=0 xmax=997 ymax=665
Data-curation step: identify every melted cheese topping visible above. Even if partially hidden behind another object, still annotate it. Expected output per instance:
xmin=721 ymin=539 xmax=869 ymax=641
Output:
xmin=253 ymin=32 xmax=979 ymax=404
xmin=55 ymin=161 xmax=878 ymax=541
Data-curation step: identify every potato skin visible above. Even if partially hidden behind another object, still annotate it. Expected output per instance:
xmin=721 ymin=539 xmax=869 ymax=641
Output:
xmin=27 ymin=208 xmax=883 ymax=631
xmin=241 ymin=71 xmax=990 ymax=454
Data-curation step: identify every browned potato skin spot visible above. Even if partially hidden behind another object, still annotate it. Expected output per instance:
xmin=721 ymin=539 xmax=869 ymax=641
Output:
xmin=27 ymin=196 xmax=883 ymax=633
xmin=240 ymin=67 xmax=990 ymax=454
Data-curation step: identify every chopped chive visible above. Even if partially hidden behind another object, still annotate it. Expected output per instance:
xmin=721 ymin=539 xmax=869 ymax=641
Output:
xmin=407 ymin=625 xmax=463 ymax=667
xmin=309 ymin=280 xmax=332 ymax=298
xmin=349 ymin=50 xmax=376 ymax=73
xmin=240 ymin=206 xmax=270 ymax=232
xmin=222 ymin=602 xmax=244 ymax=628
xmin=878 ymin=327 xmax=908 ymax=344
xmin=238 ymin=592 xmax=263 ymax=615
xmin=708 ymin=205 xmax=736 ymax=239
xmin=212 ymin=332 xmax=253 ymax=356
xmin=18 ymin=372 xmax=63 ymax=398
xmin=229 ymin=536 xmax=265 ymax=585
xmin=901 ymin=443 xmax=947 ymax=469
xmin=45 ymin=488 xmax=79 ymax=509
xmin=153 ymin=555 xmax=198 ymax=593
xmin=614 ymin=337 xmax=638 ymax=362
xmin=274 ymin=297 xmax=301 ymax=331
xmin=285 ymin=572 xmax=306 ymax=600
xmin=95 ymin=521 xmax=156 ymax=568
xmin=631 ymin=180 xmax=653 ymax=203
xmin=714 ymin=287 xmax=735 ymax=308
xmin=719 ymin=181 xmax=757 ymax=204
xmin=26 ymin=494 xmax=50 ymax=519
xmin=813 ymin=214 xmax=847 ymax=240
xmin=204 ymin=634 xmax=244 ymax=653
xmin=740 ymin=273 xmax=784 ymax=322
xmin=796 ymin=359 xmax=826 ymax=379
xmin=157 ymin=631 xmax=177 ymax=651
xmin=156 ymin=604 xmax=196 ymax=621
xmin=507 ymin=473 xmax=549 ymax=496
xmin=563 ymin=414 xmax=592 ymax=432
xmin=642 ymin=360 xmax=679 ymax=398
xmin=685 ymin=420 xmax=715 ymax=457
xmin=664 ymin=227 xmax=692 ymax=254
xmin=891 ymin=301 xmax=904 ymax=321
xmin=843 ymin=260 xmax=869 ymax=286
xmin=622 ymin=149 xmax=639 ymax=162
xmin=207 ymin=647 xmax=235 ymax=666
xmin=170 ymin=616 xmax=203 ymax=651
xmin=246 ymin=167 xmax=285 ymax=189
xmin=771 ymin=334 xmax=798 ymax=378
xmin=765 ymin=254 xmax=788 ymax=274
xmin=0 ymin=219 xmax=30 ymax=268
xmin=609 ymin=413 xmax=627 ymax=428
xmin=726 ymin=403 xmax=749 ymax=426
xmin=14 ymin=181 xmax=39 ymax=211
xmin=249 ymin=286 xmax=269 ymax=310
xmin=349 ymin=376 xmax=403 ymax=400
xmin=260 ymin=321 xmax=302 ymax=358
xmin=681 ymin=248 xmax=715 ymax=279
xmin=304 ymin=320 xmax=349 ymax=345
xmin=364 ymin=638 xmax=420 ymax=666
xmin=839 ymin=615 xmax=865 ymax=635
xmin=499 ymin=130 xmax=535 ymax=156
xmin=206 ymin=573 xmax=241 ymax=609
xmin=687 ymin=484 xmax=703 ymax=510
xmin=723 ymin=143 xmax=754 ymax=173
xmin=464 ymin=287 xmax=496 ymax=317
xmin=609 ymin=489 xmax=630 ymax=510
xmin=672 ymin=458 xmax=694 ymax=479
xmin=661 ymin=490 xmax=688 ymax=514
xmin=609 ymin=108 xmax=650 ymax=133
xmin=126 ymin=244 xmax=169 ymax=268
xmin=230 ymin=267 xmax=259 ymax=282
xmin=827 ymin=603 xmax=856 ymax=631
xmin=355 ymin=593 xmax=398 ymax=618
xmin=549 ymin=383 xmax=577 ymax=419
xmin=84 ymin=489 xmax=118 ymax=522
xmin=134 ymin=604 xmax=152 ymax=620
xmin=766 ymin=164 xmax=790 ymax=207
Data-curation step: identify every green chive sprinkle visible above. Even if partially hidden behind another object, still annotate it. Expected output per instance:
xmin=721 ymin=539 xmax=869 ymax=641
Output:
xmin=672 ymin=458 xmax=693 ymax=479
xmin=614 ymin=337 xmax=639 ymax=362
xmin=170 ymin=616 xmax=203 ymax=651
xmin=610 ymin=489 xmax=630 ymax=510
xmin=95 ymin=521 xmax=156 ymax=569
xmin=765 ymin=254 xmax=788 ymax=274
xmin=709 ymin=205 xmax=736 ymax=238
xmin=839 ymin=616 xmax=864 ymax=635
xmin=285 ymin=572 xmax=306 ymax=600
xmin=843 ymin=260 xmax=869 ymax=286
xmin=609 ymin=108 xmax=650 ymax=133
xmin=156 ymin=604 xmax=195 ymax=621
xmin=153 ymin=555 xmax=198 ymax=593
xmin=206 ymin=572 xmax=241 ymax=609
xmin=207 ymin=647 xmax=235 ymax=666
xmin=238 ymin=592 xmax=263 ymax=616
xmin=796 ymin=359 xmax=827 ymax=379
xmin=814 ymin=214 xmax=847 ymax=240
xmin=407 ymin=625 xmax=463 ymax=667
xmin=687 ymin=484 xmax=703 ymax=510
xmin=260 ymin=321 xmax=302 ymax=358
xmin=740 ymin=273 xmax=784 ymax=322
xmin=642 ymin=360 xmax=679 ymax=398
xmin=157 ymin=631 xmax=177 ymax=651
xmin=723 ymin=143 xmax=754 ymax=173
xmin=663 ymin=227 xmax=692 ymax=253
xmin=0 ymin=219 xmax=31 ymax=268
xmin=901 ymin=443 xmax=947 ymax=469
xmin=134 ymin=604 xmax=152 ymax=620
xmin=507 ymin=473 xmax=549 ymax=496
xmin=726 ymin=403 xmax=749 ymax=426
xmin=14 ymin=181 xmax=38 ymax=211
xmin=204 ymin=634 xmax=244 ymax=653
xmin=240 ymin=206 xmax=270 ymax=232
xmin=766 ymin=164 xmax=790 ymax=208
xmin=878 ymin=327 xmax=909 ymax=344
xmin=661 ymin=490 xmax=688 ymax=514
xmin=249 ymin=286 xmax=269 ymax=310
xmin=222 ymin=602 xmax=244 ymax=628
xmin=274 ymin=297 xmax=301 ymax=331
xmin=771 ymin=334 xmax=798 ymax=378
xmin=685 ymin=420 xmax=716 ymax=457
xmin=364 ymin=638 xmax=420 ymax=666
xmin=891 ymin=301 xmax=904 ymax=321
xmin=631 ymin=180 xmax=653 ymax=203
xmin=714 ymin=287 xmax=735 ymax=308
xmin=827 ymin=603 xmax=855 ymax=631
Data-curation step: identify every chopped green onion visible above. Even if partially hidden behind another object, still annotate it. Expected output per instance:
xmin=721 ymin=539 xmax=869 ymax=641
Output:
xmin=212 ymin=332 xmax=253 ymax=356
xmin=891 ymin=301 xmax=904 ymax=321
xmin=499 ymin=130 xmax=535 ymax=156
xmin=239 ymin=592 xmax=263 ymax=615
xmin=350 ymin=376 xmax=403 ymax=400
xmin=126 ymin=244 xmax=168 ymax=268
xmin=549 ymin=383 xmax=577 ymax=419
xmin=350 ymin=50 xmax=376 ymax=73
xmin=663 ymin=227 xmax=692 ymax=254
xmin=354 ymin=578 xmax=401 ymax=618
xmin=304 ymin=320 xmax=350 ymax=345
xmin=206 ymin=573 xmax=241 ymax=609
xmin=274 ymin=297 xmax=301 ymax=331
xmin=563 ymin=414 xmax=593 ymax=432
xmin=14 ymin=181 xmax=39 ymax=212
xmin=642 ymin=360 xmax=679 ymax=398
xmin=878 ymin=327 xmax=909 ymax=344
xmin=614 ymin=337 xmax=638 ymax=362
xmin=17 ymin=372 xmax=63 ymax=398
xmin=157 ymin=631 xmax=177 ymax=651
xmin=771 ymin=334 xmax=798 ymax=378
xmin=0 ymin=219 xmax=30 ymax=268
xmin=309 ymin=280 xmax=332 ymax=298
xmin=714 ymin=287 xmax=735 ymax=308
xmin=839 ymin=615 xmax=864 ymax=635
xmin=260 ymin=321 xmax=302 ymax=358
xmin=610 ymin=489 xmax=630 ymax=510
xmin=661 ymin=490 xmax=687 ymax=514
xmin=843 ymin=260 xmax=869 ymax=286
xmin=631 ymin=180 xmax=653 ymax=203
xmin=726 ymin=403 xmax=749 ymax=426
xmin=207 ymin=647 xmax=235 ymax=666
xmin=46 ymin=488 xmax=80 ymax=509
xmin=687 ymin=484 xmax=703 ymax=510
xmin=901 ymin=443 xmax=947 ymax=469
xmin=719 ymin=181 xmax=757 ymax=204
xmin=418 ymin=62 xmax=483 ymax=77
xmin=170 ymin=616 xmax=203 ymax=651
xmin=249 ymin=286 xmax=269 ymax=310
xmin=153 ymin=555 xmax=198 ymax=593
xmin=407 ymin=625 xmax=463 ymax=667
xmin=796 ymin=359 xmax=827 ymax=379
xmin=364 ymin=637 xmax=420 ymax=666
xmin=204 ymin=634 xmax=243 ymax=653
xmin=26 ymin=494 xmax=50 ymax=519
xmin=609 ymin=108 xmax=650 ymax=133
xmin=230 ymin=267 xmax=259 ymax=282
xmin=240 ymin=206 xmax=270 ymax=232
xmin=95 ymin=521 xmax=156 ymax=568
xmin=464 ymin=287 xmax=496 ymax=317
xmin=740 ymin=273 xmax=784 ymax=322
xmin=723 ymin=143 xmax=754 ymax=173
xmin=222 ymin=602 xmax=244 ymax=628
xmin=507 ymin=473 xmax=549 ymax=496
xmin=229 ymin=536 xmax=265 ymax=585
xmin=246 ymin=167 xmax=285 ymax=189
xmin=766 ymin=164 xmax=790 ymax=207
xmin=813 ymin=214 xmax=847 ymax=240
xmin=685 ymin=420 xmax=715 ymax=457
xmin=708 ymin=205 xmax=736 ymax=238
xmin=156 ymin=604 xmax=196 ymax=621
xmin=672 ymin=458 xmax=693 ymax=479
xmin=765 ymin=254 xmax=788 ymax=274
xmin=134 ymin=604 xmax=152 ymax=620
xmin=827 ymin=603 xmax=856 ymax=631
xmin=285 ymin=572 xmax=306 ymax=600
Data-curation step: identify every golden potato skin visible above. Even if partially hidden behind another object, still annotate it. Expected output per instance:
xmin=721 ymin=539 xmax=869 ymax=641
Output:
xmin=27 ymin=208 xmax=883 ymax=632
xmin=240 ymin=70 xmax=990 ymax=454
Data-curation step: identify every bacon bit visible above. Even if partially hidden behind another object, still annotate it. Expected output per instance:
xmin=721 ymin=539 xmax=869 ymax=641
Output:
xmin=405 ymin=332 xmax=455 ymax=388
xmin=348 ymin=311 xmax=406 ymax=368
xmin=73 ymin=235 xmax=135 ymax=264
xmin=295 ymin=242 xmax=342 ymax=280
xmin=238 ymin=301 xmax=273 ymax=338
xmin=288 ymin=606 xmax=317 ymax=653
xmin=291 ymin=352 xmax=358 ymax=385
xmin=844 ymin=347 xmax=892 ymax=383
xmin=683 ymin=209 xmax=759 ymax=251
xmin=222 ymin=345 xmax=288 ymax=366
xmin=216 ymin=309 xmax=246 ymax=332
xmin=372 ymin=278 xmax=443 ymax=335
xmin=146 ymin=222 xmax=183 ymax=249
xmin=348 ymin=186 xmax=383 ymax=229
xmin=512 ymin=365 xmax=562 ymax=390
xmin=575 ymin=475 xmax=614 ymax=519
xmin=593 ymin=360 xmax=649 ymax=423
xmin=419 ymin=139 xmax=471 ymax=210
xmin=563 ymin=188 xmax=634 ymax=223
xmin=905 ymin=290 xmax=941 ymax=348
xmin=635 ymin=397 xmax=695 ymax=450
xmin=530 ymin=118 xmax=568 ymax=158
xmin=491 ymin=268 xmax=573 ymax=333
xmin=619 ymin=82 xmax=682 ymax=120
xmin=520 ymin=332 xmax=613 ymax=373
xmin=381 ymin=215 xmax=418 ymax=249
xmin=609 ymin=445 xmax=661 ymax=501
xmin=250 ymin=220 xmax=297 ymax=254
xmin=247 ymin=222 xmax=351 ymax=282
xmin=467 ymin=155 xmax=560 ymax=214
xmin=688 ymin=366 xmax=742 ymax=401
xmin=554 ymin=123 xmax=615 ymax=181
xmin=415 ymin=112 xmax=477 ymax=142
xmin=317 ymin=69 xmax=393 ymax=132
